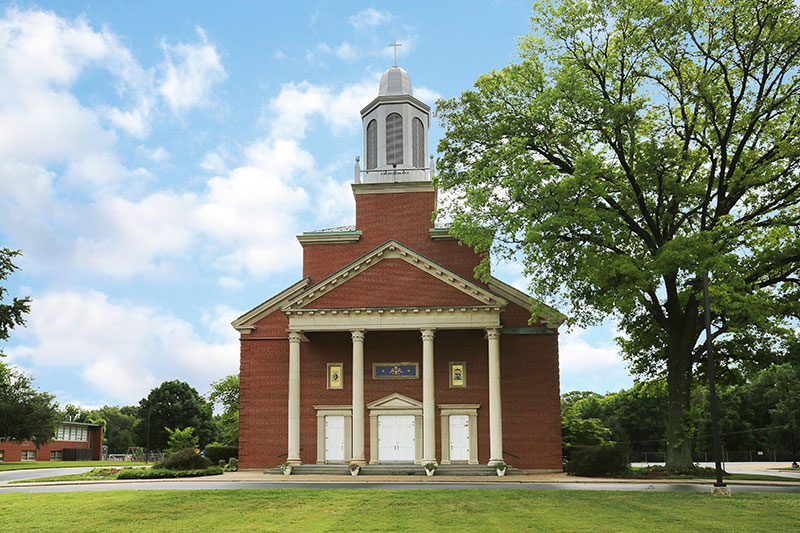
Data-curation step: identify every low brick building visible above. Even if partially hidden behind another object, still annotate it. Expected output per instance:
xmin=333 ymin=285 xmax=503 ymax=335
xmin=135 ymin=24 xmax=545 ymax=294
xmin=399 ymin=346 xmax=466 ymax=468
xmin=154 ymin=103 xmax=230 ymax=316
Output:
xmin=0 ymin=422 xmax=103 ymax=462
xmin=233 ymin=65 xmax=563 ymax=471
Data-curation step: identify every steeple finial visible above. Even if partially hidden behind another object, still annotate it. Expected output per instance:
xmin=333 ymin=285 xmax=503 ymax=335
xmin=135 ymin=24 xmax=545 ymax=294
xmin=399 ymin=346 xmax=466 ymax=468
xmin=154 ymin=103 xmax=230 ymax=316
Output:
xmin=388 ymin=38 xmax=402 ymax=66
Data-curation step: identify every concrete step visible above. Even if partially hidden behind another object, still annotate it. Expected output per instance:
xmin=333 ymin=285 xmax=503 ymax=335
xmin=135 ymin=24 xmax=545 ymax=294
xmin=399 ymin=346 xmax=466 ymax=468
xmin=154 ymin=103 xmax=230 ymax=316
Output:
xmin=265 ymin=464 xmax=524 ymax=476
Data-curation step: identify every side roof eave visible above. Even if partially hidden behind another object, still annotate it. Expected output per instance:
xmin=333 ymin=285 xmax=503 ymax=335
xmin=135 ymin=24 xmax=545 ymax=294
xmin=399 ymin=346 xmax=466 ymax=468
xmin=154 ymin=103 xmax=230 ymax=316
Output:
xmin=487 ymin=276 xmax=567 ymax=329
xmin=231 ymin=277 xmax=310 ymax=333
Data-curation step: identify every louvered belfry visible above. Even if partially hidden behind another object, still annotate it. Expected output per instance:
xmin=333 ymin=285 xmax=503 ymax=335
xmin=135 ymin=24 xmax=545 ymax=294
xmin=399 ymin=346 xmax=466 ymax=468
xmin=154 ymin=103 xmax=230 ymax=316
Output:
xmin=359 ymin=65 xmax=430 ymax=183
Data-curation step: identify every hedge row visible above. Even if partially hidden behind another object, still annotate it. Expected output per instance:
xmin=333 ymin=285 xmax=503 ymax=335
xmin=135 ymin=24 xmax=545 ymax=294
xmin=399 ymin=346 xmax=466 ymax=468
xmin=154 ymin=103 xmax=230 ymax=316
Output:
xmin=203 ymin=445 xmax=238 ymax=465
xmin=116 ymin=466 xmax=223 ymax=479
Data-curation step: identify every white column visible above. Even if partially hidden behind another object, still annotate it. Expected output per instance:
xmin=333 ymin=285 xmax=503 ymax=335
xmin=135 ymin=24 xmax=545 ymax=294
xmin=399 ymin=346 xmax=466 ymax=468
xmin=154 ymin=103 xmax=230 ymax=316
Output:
xmin=351 ymin=329 xmax=366 ymax=465
xmin=421 ymin=328 xmax=436 ymax=465
xmin=287 ymin=331 xmax=303 ymax=464
xmin=487 ymin=328 xmax=503 ymax=465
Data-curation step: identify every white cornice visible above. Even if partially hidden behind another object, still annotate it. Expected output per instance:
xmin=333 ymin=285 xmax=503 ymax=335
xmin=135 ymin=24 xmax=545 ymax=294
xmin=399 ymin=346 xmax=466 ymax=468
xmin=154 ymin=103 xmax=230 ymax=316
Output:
xmin=487 ymin=277 xmax=566 ymax=329
xmin=429 ymin=228 xmax=455 ymax=240
xmin=231 ymin=278 xmax=310 ymax=333
xmin=281 ymin=240 xmax=507 ymax=312
xmin=360 ymin=94 xmax=431 ymax=116
xmin=286 ymin=305 xmax=502 ymax=332
xmin=351 ymin=181 xmax=435 ymax=195
xmin=297 ymin=231 xmax=362 ymax=244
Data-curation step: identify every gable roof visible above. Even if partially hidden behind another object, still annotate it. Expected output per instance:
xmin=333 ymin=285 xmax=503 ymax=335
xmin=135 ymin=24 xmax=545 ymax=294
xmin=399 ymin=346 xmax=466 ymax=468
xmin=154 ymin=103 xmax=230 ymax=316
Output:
xmin=487 ymin=276 xmax=566 ymax=328
xmin=231 ymin=277 xmax=309 ymax=333
xmin=280 ymin=240 xmax=508 ymax=311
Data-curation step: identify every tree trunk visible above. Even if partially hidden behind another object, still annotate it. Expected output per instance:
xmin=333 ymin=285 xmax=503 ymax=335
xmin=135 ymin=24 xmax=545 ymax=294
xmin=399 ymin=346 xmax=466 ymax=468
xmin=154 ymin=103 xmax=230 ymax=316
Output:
xmin=665 ymin=347 xmax=694 ymax=469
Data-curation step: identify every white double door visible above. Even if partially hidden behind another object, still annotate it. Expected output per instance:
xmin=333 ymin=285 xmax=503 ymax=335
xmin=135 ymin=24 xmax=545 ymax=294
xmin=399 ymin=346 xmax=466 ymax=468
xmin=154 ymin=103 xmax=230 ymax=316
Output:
xmin=378 ymin=415 xmax=415 ymax=462
xmin=325 ymin=415 xmax=345 ymax=462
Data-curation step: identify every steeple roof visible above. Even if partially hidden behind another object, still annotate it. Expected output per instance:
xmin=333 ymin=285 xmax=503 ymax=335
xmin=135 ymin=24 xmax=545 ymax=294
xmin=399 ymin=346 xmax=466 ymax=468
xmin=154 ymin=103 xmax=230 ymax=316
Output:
xmin=378 ymin=66 xmax=413 ymax=96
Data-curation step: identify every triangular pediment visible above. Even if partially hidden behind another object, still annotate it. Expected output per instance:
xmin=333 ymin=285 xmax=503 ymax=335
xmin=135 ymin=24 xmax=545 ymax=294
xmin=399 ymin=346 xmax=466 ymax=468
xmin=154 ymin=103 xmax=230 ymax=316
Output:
xmin=367 ymin=393 xmax=423 ymax=410
xmin=281 ymin=240 xmax=507 ymax=312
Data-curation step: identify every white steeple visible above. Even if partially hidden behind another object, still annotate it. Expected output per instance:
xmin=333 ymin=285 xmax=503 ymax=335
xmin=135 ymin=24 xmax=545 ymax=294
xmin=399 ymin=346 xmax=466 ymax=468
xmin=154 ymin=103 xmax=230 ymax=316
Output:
xmin=356 ymin=60 xmax=431 ymax=184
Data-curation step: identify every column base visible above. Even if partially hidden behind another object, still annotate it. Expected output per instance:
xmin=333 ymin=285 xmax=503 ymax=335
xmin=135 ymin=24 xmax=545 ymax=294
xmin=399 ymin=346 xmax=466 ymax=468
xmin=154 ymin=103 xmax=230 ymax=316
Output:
xmin=350 ymin=458 xmax=367 ymax=466
xmin=422 ymin=459 xmax=438 ymax=466
xmin=488 ymin=458 xmax=504 ymax=466
xmin=286 ymin=458 xmax=302 ymax=465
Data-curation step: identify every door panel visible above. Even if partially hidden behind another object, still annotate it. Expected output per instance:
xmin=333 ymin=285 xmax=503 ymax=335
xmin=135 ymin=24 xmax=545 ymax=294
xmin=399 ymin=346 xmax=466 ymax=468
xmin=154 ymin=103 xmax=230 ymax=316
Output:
xmin=325 ymin=415 xmax=345 ymax=462
xmin=449 ymin=415 xmax=470 ymax=462
xmin=378 ymin=415 xmax=415 ymax=462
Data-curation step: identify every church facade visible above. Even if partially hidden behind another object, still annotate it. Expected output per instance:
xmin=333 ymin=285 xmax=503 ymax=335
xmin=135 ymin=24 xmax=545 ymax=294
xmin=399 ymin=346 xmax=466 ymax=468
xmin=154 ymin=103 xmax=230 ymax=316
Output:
xmin=233 ymin=65 xmax=563 ymax=471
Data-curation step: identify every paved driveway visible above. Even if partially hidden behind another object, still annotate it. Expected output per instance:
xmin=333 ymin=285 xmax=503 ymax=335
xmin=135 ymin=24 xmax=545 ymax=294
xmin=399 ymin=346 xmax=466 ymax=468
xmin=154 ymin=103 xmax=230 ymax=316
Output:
xmin=0 ymin=467 xmax=93 ymax=484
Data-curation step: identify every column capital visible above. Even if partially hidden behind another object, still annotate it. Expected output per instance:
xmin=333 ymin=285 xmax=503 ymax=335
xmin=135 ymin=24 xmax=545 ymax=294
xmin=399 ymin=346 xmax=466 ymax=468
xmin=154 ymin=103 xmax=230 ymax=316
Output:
xmin=485 ymin=328 xmax=501 ymax=340
xmin=351 ymin=329 xmax=366 ymax=342
xmin=288 ymin=330 xmax=304 ymax=343
xmin=420 ymin=328 xmax=435 ymax=341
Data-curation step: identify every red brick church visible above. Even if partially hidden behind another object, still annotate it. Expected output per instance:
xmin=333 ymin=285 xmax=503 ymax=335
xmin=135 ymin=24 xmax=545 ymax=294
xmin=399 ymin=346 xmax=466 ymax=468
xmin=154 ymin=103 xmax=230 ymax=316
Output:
xmin=233 ymin=64 xmax=563 ymax=471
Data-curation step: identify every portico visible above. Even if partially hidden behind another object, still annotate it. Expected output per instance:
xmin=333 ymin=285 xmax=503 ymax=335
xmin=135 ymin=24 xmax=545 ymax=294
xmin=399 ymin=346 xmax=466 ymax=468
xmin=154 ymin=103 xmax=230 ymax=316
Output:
xmin=283 ymin=318 xmax=505 ymax=466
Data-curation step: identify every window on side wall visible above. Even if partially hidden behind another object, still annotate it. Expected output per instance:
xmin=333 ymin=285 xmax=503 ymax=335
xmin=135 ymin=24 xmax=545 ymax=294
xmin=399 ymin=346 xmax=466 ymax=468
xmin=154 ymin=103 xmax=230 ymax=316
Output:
xmin=21 ymin=450 xmax=36 ymax=461
xmin=50 ymin=450 xmax=63 ymax=461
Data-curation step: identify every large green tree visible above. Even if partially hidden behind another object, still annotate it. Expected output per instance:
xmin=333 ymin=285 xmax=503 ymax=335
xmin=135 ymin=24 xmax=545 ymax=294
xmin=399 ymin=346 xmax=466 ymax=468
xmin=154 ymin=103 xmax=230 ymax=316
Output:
xmin=436 ymin=0 xmax=800 ymax=467
xmin=208 ymin=374 xmax=239 ymax=446
xmin=0 ymin=248 xmax=30 ymax=356
xmin=134 ymin=380 xmax=215 ymax=450
xmin=0 ymin=365 xmax=60 ymax=446
xmin=0 ymin=248 xmax=59 ymax=445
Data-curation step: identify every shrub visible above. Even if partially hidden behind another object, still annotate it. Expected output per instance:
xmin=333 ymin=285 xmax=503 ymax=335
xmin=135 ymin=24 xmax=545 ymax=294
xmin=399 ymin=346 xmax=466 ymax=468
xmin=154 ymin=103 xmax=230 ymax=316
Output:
xmin=204 ymin=444 xmax=238 ymax=465
xmin=165 ymin=427 xmax=199 ymax=454
xmin=154 ymin=447 xmax=210 ymax=470
xmin=564 ymin=446 xmax=629 ymax=477
xmin=224 ymin=457 xmax=238 ymax=472
xmin=117 ymin=466 xmax=223 ymax=479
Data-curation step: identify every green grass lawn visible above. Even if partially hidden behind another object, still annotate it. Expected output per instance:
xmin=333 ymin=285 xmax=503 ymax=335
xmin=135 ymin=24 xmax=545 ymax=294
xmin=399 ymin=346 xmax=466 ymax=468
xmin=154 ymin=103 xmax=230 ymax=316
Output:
xmin=0 ymin=490 xmax=798 ymax=532
xmin=0 ymin=461 xmax=146 ymax=471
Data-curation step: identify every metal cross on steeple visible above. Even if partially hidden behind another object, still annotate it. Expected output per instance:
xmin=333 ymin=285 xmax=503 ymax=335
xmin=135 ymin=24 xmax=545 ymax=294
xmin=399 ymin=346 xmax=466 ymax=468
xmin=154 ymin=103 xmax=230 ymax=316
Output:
xmin=388 ymin=39 xmax=402 ymax=66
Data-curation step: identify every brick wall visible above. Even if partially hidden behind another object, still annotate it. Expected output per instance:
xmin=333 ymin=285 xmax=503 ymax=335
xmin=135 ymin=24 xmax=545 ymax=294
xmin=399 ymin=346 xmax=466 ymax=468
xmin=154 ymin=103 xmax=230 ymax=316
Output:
xmin=302 ymin=190 xmax=482 ymax=284
xmin=0 ymin=426 xmax=103 ymax=462
xmin=238 ymin=305 xmax=562 ymax=470
xmin=306 ymin=258 xmax=484 ymax=309
xmin=237 ymin=187 xmax=562 ymax=471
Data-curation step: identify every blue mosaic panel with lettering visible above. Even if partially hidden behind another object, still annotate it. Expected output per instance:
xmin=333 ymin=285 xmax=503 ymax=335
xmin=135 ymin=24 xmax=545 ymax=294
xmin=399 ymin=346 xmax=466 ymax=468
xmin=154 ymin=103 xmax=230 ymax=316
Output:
xmin=374 ymin=364 xmax=418 ymax=378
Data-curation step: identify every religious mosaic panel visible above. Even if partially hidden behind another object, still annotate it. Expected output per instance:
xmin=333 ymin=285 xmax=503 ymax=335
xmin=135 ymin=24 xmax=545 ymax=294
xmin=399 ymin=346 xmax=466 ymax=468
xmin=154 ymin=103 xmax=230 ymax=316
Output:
xmin=327 ymin=363 xmax=344 ymax=390
xmin=449 ymin=361 xmax=466 ymax=388
xmin=372 ymin=362 xmax=419 ymax=379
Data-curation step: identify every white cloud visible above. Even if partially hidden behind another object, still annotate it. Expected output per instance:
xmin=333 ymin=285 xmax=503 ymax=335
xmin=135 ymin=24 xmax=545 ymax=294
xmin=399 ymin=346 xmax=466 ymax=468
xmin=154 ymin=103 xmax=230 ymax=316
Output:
xmin=414 ymin=86 xmax=442 ymax=105
xmin=8 ymin=290 xmax=239 ymax=404
xmin=199 ymin=151 xmax=226 ymax=173
xmin=137 ymin=145 xmax=170 ymax=162
xmin=349 ymin=8 xmax=392 ymax=29
xmin=73 ymin=191 xmax=200 ymax=277
xmin=315 ymin=177 xmax=356 ymax=226
xmin=336 ymin=41 xmax=357 ymax=61
xmin=558 ymin=325 xmax=633 ymax=393
xmin=266 ymin=77 xmax=377 ymax=138
xmin=158 ymin=27 xmax=227 ymax=113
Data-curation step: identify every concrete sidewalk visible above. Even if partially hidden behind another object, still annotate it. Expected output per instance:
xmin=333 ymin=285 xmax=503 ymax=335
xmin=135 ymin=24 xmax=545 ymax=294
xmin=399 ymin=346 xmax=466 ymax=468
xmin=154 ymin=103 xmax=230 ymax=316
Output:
xmin=5 ymin=467 xmax=800 ymax=489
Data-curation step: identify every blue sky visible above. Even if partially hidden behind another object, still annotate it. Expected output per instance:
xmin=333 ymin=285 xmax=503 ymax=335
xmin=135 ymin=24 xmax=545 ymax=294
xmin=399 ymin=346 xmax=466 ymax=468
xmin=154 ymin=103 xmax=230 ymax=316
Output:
xmin=0 ymin=1 xmax=633 ymax=409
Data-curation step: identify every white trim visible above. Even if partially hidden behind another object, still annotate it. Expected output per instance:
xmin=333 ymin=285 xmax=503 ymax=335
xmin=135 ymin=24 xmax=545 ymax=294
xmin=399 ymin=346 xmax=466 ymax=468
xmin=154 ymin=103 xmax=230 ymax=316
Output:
xmin=231 ymin=278 xmax=310 ymax=333
xmin=297 ymin=231 xmax=362 ymax=244
xmin=367 ymin=394 xmax=423 ymax=464
xmin=351 ymin=182 xmax=435 ymax=195
xmin=286 ymin=306 xmax=502 ymax=332
xmin=438 ymin=404 xmax=480 ymax=465
xmin=487 ymin=277 xmax=566 ymax=328
xmin=314 ymin=405 xmax=353 ymax=464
